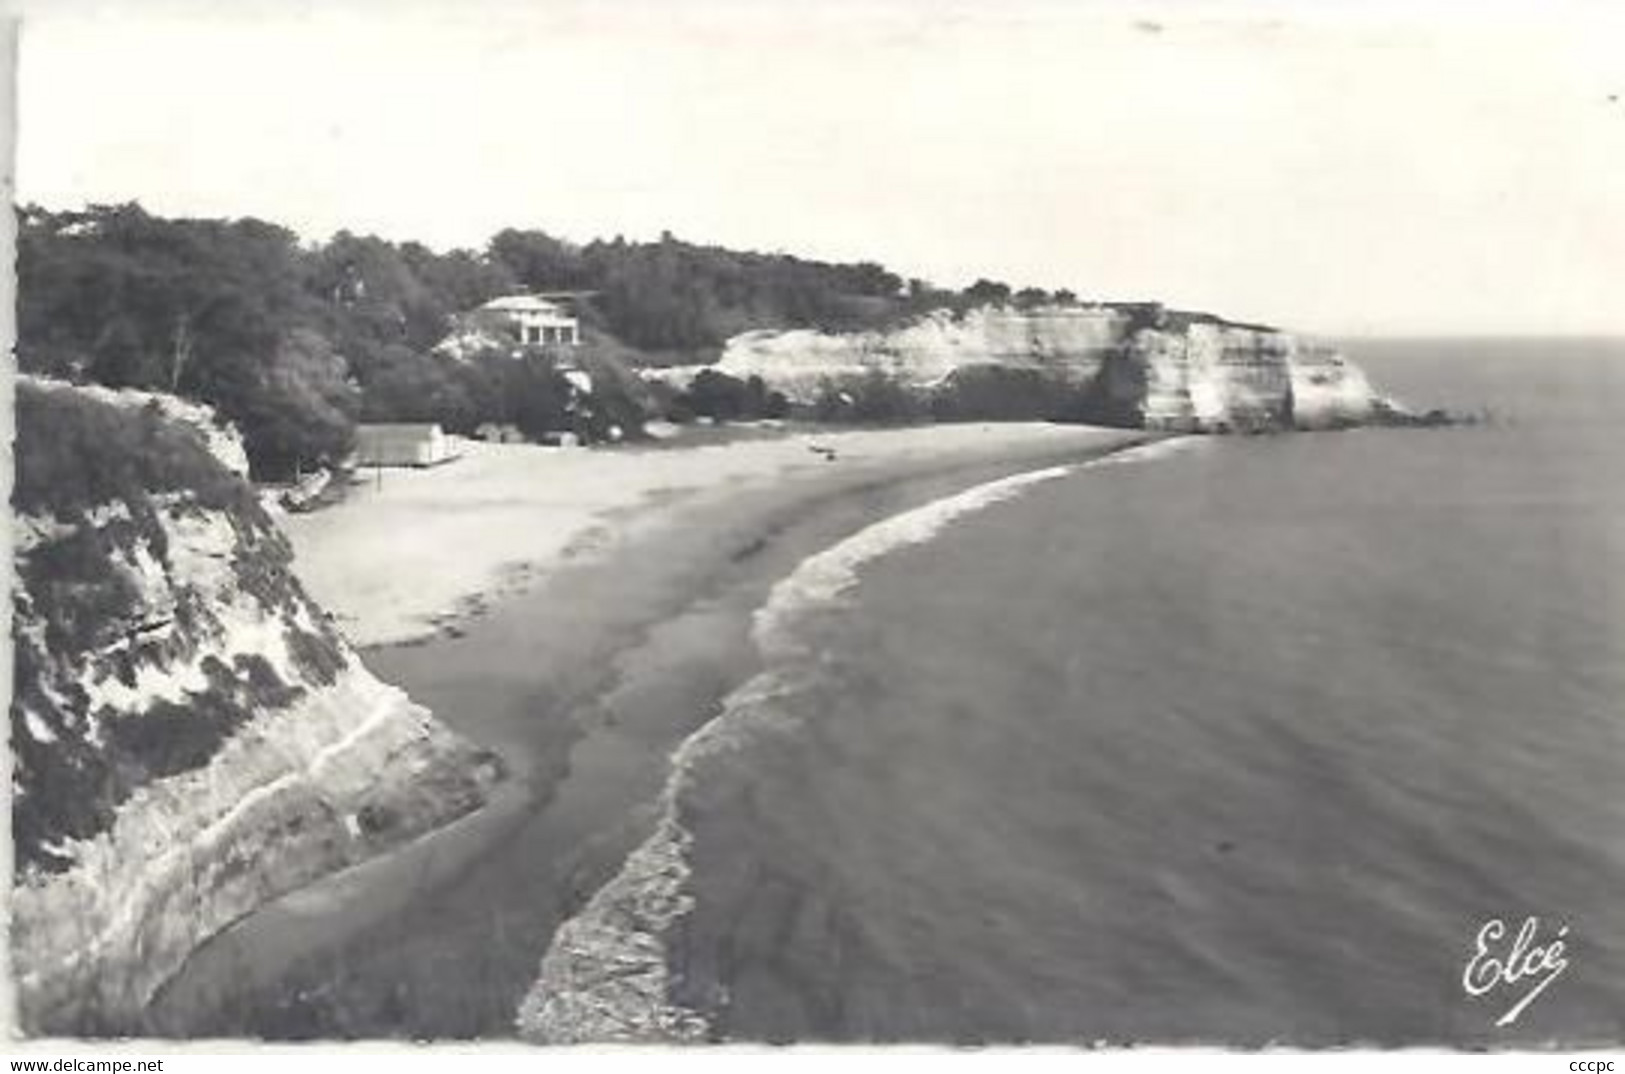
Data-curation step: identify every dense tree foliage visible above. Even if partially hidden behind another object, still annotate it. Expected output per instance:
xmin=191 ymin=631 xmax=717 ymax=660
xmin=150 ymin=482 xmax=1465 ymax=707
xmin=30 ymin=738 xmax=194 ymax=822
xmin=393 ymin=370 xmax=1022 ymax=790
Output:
xmin=19 ymin=204 xmax=361 ymax=478
xmin=18 ymin=200 xmax=1081 ymax=476
xmin=574 ymin=235 xmax=910 ymax=353
xmin=675 ymin=370 xmax=790 ymax=423
xmin=21 ymin=205 xmax=563 ymax=475
xmin=963 ymin=278 xmax=1013 ymax=306
xmin=930 ymin=366 xmax=1092 ymax=422
xmin=812 ymin=370 xmax=928 ymax=425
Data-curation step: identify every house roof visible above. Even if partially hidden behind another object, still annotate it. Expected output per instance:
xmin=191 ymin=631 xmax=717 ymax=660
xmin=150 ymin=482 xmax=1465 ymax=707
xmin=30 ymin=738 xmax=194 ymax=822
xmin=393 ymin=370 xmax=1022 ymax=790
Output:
xmin=480 ymin=294 xmax=572 ymax=316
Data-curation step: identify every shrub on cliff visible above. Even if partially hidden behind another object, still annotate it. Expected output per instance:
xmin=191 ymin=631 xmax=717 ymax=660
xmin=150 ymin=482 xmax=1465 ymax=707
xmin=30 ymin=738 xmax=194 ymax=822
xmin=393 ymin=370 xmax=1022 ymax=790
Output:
xmin=12 ymin=383 xmax=344 ymax=873
xmin=16 ymin=385 xmax=251 ymax=519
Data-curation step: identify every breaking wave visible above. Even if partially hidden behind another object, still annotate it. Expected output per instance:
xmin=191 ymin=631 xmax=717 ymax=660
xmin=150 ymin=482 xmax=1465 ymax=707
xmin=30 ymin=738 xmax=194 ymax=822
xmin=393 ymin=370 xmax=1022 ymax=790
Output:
xmin=514 ymin=437 xmax=1196 ymax=1043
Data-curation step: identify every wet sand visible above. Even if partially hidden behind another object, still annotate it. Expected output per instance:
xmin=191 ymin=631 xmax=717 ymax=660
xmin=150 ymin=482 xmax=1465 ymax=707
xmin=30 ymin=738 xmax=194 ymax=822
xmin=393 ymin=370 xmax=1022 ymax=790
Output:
xmin=147 ymin=424 xmax=1148 ymax=1039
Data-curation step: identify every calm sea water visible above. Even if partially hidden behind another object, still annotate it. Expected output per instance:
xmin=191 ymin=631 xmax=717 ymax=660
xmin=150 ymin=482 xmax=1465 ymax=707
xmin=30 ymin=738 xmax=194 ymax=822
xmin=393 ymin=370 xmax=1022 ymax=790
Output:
xmin=542 ymin=340 xmax=1625 ymax=1045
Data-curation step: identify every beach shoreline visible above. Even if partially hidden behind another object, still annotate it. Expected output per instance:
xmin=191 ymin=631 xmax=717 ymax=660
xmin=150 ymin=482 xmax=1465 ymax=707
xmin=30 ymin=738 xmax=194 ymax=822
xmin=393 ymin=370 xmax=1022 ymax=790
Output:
xmin=151 ymin=422 xmax=1153 ymax=1038
xmin=284 ymin=423 xmax=1152 ymax=650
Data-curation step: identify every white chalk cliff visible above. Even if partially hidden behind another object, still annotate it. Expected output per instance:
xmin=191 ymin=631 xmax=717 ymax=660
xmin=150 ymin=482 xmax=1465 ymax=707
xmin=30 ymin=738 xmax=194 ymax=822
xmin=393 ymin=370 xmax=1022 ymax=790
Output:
xmin=11 ymin=379 xmax=497 ymax=1034
xmin=646 ymin=303 xmax=1393 ymax=431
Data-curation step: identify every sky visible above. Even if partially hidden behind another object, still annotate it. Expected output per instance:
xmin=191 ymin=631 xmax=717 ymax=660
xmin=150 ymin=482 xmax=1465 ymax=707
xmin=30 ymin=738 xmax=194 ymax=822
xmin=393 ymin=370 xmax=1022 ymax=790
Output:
xmin=11 ymin=0 xmax=1625 ymax=335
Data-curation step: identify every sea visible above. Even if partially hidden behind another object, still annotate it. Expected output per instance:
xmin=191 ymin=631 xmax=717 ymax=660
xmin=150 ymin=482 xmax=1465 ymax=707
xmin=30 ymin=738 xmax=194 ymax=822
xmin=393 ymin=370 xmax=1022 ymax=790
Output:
xmin=524 ymin=338 xmax=1625 ymax=1045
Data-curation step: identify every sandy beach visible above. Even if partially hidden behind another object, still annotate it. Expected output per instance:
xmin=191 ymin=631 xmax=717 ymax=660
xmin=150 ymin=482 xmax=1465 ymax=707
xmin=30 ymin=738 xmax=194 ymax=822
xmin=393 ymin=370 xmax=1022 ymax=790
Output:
xmin=285 ymin=423 xmax=1142 ymax=649
xmin=153 ymin=421 xmax=1151 ymax=1037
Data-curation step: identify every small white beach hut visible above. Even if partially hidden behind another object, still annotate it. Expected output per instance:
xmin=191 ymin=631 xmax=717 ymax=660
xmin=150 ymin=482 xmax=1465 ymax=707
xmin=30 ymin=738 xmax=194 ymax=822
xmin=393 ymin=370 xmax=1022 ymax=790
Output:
xmin=354 ymin=423 xmax=457 ymax=467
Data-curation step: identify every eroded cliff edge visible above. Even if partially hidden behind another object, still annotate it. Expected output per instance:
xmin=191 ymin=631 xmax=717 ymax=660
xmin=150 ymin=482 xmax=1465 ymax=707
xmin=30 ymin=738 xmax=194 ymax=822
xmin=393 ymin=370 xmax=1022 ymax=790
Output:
xmin=10 ymin=378 xmax=498 ymax=1034
xmin=648 ymin=302 xmax=1402 ymax=431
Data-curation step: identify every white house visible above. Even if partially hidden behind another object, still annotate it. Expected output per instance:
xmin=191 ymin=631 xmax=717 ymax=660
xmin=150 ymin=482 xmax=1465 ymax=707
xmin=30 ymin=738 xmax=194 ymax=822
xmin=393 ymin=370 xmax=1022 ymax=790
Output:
xmin=354 ymin=423 xmax=457 ymax=467
xmin=478 ymin=294 xmax=580 ymax=347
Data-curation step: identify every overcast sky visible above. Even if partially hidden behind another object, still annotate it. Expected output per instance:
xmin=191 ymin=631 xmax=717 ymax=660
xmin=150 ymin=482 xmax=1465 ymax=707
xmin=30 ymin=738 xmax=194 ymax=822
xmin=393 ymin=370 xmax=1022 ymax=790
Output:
xmin=12 ymin=0 xmax=1625 ymax=335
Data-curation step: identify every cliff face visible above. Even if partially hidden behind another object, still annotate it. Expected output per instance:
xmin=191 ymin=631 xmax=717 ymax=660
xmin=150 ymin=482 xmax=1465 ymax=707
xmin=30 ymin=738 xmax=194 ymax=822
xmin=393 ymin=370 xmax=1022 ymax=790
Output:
xmin=1127 ymin=320 xmax=1383 ymax=431
xmin=688 ymin=305 xmax=1125 ymax=400
xmin=647 ymin=303 xmax=1391 ymax=431
xmin=11 ymin=379 xmax=497 ymax=1034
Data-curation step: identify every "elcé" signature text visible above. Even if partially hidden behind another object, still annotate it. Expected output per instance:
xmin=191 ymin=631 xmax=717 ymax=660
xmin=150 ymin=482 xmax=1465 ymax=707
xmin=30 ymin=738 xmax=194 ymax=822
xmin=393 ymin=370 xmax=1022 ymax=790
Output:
xmin=1462 ymin=916 xmax=1570 ymax=1027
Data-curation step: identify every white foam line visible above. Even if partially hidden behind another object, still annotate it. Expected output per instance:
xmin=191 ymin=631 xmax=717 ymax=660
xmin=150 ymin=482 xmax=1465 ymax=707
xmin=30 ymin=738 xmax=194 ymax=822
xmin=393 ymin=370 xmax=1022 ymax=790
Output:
xmin=517 ymin=437 xmax=1196 ymax=1042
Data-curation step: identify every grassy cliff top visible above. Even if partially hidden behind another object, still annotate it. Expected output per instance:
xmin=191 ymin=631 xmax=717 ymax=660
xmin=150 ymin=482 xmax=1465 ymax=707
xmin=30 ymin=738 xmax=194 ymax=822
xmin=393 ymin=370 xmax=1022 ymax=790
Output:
xmin=16 ymin=381 xmax=255 ymax=521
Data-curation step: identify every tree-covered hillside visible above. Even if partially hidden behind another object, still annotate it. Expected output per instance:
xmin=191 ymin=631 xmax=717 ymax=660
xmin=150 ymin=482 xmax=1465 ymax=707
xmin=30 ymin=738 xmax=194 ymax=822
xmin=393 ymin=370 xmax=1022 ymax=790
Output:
xmin=17 ymin=202 xmax=1071 ymax=478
